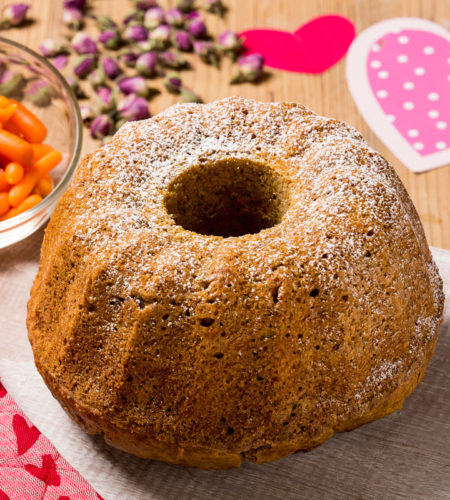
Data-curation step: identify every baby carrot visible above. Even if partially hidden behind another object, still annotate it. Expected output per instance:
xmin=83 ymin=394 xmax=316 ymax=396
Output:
xmin=8 ymin=100 xmax=47 ymax=144
xmin=0 ymin=192 xmax=9 ymax=216
xmin=8 ymin=167 xmax=41 ymax=207
xmin=36 ymin=174 xmax=53 ymax=196
xmin=5 ymin=162 xmax=24 ymax=185
xmin=34 ymin=150 xmax=62 ymax=175
xmin=0 ymin=103 xmax=17 ymax=123
xmin=32 ymin=143 xmax=53 ymax=161
xmin=4 ymin=121 xmax=23 ymax=137
xmin=0 ymin=129 xmax=33 ymax=167
xmin=1 ymin=193 xmax=42 ymax=220
xmin=0 ymin=170 xmax=9 ymax=192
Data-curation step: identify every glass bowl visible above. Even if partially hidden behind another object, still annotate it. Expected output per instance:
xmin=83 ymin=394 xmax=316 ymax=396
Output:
xmin=0 ymin=37 xmax=82 ymax=248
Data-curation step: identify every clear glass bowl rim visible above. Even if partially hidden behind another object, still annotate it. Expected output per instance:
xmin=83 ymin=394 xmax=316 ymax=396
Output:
xmin=0 ymin=36 xmax=83 ymax=231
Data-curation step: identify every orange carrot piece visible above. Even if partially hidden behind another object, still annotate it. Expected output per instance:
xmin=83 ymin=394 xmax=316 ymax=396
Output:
xmin=8 ymin=100 xmax=47 ymax=144
xmin=36 ymin=174 xmax=53 ymax=196
xmin=0 ymin=170 xmax=9 ymax=192
xmin=8 ymin=167 xmax=41 ymax=207
xmin=1 ymin=193 xmax=42 ymax=220
xmin=0 ymin=192 xmax=9 ymax=216
xmin=34 ymin=150 xmax=62 ymax=175
xmin=0 ymin=96 xmax=10 ymax=108
xmin=5 ymin=161 xmax=24 ymax=185
xmin=0 ymin=129 xmax=33 ymax=167
xmin=32 ymin=143 xmax=53 ymax=161
xmin=0 ymin=103 xmax=17 ymax=123
xmin=4 ymin=121 xmax=23 ymax=138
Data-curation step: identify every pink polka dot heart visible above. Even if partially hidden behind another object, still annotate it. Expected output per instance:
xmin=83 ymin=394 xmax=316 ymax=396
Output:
xmin=346 ymin=18 xmax=450 ymax=172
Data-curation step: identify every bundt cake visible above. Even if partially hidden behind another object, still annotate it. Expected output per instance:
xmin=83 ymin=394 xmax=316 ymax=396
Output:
xmin=27 ymin=97 xmax=444 ymax=469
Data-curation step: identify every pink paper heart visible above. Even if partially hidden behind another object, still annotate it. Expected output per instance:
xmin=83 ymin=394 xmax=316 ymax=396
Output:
xmin=346 ymin=18 xmax=450 ymax=172
xmin=240 ymin=15 xmax=356 ymax=74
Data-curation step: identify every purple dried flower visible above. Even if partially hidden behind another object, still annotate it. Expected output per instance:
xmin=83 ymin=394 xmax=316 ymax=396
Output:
xmin=71 ymin=32 xmax=97 ymax=55
xmin=159 ymin=50 xmax=187 ymax=69
xmin=136 ymin=52 xmax=158 ymax=77
xmin=165 ymin=8 xmax=184 ymax=27
xmin=134 ymin=0 xmax=159 ymax=10
xmin=95 ymin=86 xmax=115 ymax=112
xmin=98 ymin=29 xmax=121 ymax=50
xmin=95 ymin=15 xmax=117 ymax=30
xmin=188 ymin=19 xmax=207 ymax=38
xmin=124 ymin=24 xmax=148 ymax=42
xmin=88 ymin=65 xmax=106 ymax=89
xmin=117 ymin=93 xmax=150 ymax=121
xmin=232 ymin=53 xmax=265 ymax=83
xmin=181 ymin=87 xmax=202 ymax=103
xmin=80 ymin=103 xmax=94 ymax=123
xmin=63 ymin=0 xmax=85 ymax=9
xmin=118 ymin=76 xmax=149 ymax=97
xmin=144 ymin=7 xmax=164 ymax=29
xmin=137 ymin=40 xmax=152 ymax=51
xmin=0 ymin=71 xmax=25 ymax=97
xmin=90 ymin=114 xmax=114 ymax=140
xmin=218 ymin=30 xmax=242 ymax=52
xmin=101 ymin=57 xmax=121 ymax=79
xmin=73 ymin=54 xmax=96 ymax=78
xmin=148 ymin=24 xmax=171 ymax=50
xmin=123 ymin=10 xmax=144 ymax=25
xmin=52 ymin=54 xmax=69 ymax=70
xmin=39 ymin=39 xmax=68 ymax=58
xmin=2 ymin=3 xmax=29 ymax=27
xmin=186 ymin=10 xmax=201 ymax=20
xmin=27 ymin=79 xmax=56 ymax=106
xmin=193 ymin=40 xmax=220 ymax=66
xmin=163 ymin=71 xmax=182 ymax=93
xmin=203 ymin=0 xmax=226 ymax=16
xmin=176 ymin=0 xmax=194 ymax=12
xmin=120 ymin=49 xmax=140 ymax=67
xmin=174 ymin=30 xmax=192 ymax=51
xmin=62 ymin=7 xmax=83 ymax=29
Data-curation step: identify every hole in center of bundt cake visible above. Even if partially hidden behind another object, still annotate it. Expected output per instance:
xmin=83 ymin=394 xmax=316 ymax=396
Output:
xmin=164 ymin=159 xmax=289 ymax=237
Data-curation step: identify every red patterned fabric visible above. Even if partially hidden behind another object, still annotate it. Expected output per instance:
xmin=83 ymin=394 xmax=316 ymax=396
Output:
xmin=0 ymin=381 xmax=102 ymax=500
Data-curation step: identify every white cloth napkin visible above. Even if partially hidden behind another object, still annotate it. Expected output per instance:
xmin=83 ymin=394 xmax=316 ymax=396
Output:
xmin=1 ymin=229 xmax=449 ymax=500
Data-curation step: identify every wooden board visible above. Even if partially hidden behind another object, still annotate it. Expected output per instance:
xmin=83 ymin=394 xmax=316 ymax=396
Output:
xmin=3 ymin=0 xmax=449 ymax=248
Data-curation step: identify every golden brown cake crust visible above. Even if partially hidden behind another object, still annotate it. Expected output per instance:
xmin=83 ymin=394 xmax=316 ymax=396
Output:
xmin=27 ymin=97 xmax=444 ymax=469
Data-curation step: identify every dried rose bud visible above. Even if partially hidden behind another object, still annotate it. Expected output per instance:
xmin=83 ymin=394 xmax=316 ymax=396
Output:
xmin=203 ymin=0 xmax=226 ymax=16
xmin=144 ymin=7 xmax=164 ymax=29
xmin=39 ymin=39 xmax=68 ymax=58
xmin=148 ymin=24 xmax=171 ymax=50
xmin=173 ymin=30 xmax=192 ymax=52
xmin=62 ymin=7 xmax=83 ymax=29
xmin=63 ymin=0 xmax=85 ymax=9
xmin=0 ymin=71 xmax=25 ymax=97
xmin=163 ymin=71 xmax=182 ymax=93
xmin=52 ymin=54 xmax=69 ymax=70
xmin=80 ymin=103 xmax=94 ymax=123
xmin=124 ymin=24 xmax=148 ymax=42
xmin=95 ymin=86 xmax=115 ymax=113
xmin=217 ymin=30 xmax=242 ymax=53
xmin=232 ymin=53 xmax=265 ymax=83
xmin=120 ymin=49 xmax=139 ymax=67
xmin=118 ymin=76 xmax=149 ymax=97
xmin=117 ymin=93 xmax=150 ymax=121
xmin=90 ymin=114 xmax=114 ymax=140
xmin=176 ymin=0 xmax=194 ymax=13
xmin=98 ymin=29 xmax=121 ymax=50
xmin=181 ymin=87 xmax=202 ymax=103
xmin=73 ymin=54 xmax=96 ymax=78
xmin=137 ymin=40 xmax=152 ymax=52
xmin=186 ymin=10 xmax=201 ymax=20
xmin=71 ymin=32 xmax=98 ymax=55
xmin=88 ymin=65 xmax=106 ymax=89
xmin=1 ymin=3 xmax=29 ymax=27
xmin=134 ymin=0 xmax=158 ymax=10
xmin=101 ymin=57 xmax=121 ymax=79
xmin=165 ymin=8 xmax=184 ymax=27
xmin=123 ymin=10 xmax=144 ymax=25
xmin=95 ymin=15 xmax=117 ymax=31
xmin=188 ymin=19 xmax=207 ymax=38
xmin=136 ymin=51 xmax=158 ymax=77
xmin=193 ymin=40 xmax=220 ymax=67
xmin=159 ymin=51 xmax=187 ymax=69
xmin=27 ymin=79 xmax=56 ymax=106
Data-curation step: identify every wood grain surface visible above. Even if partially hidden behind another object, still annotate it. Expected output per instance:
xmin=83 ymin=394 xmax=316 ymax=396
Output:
xmin=1 ymin=0 xmax=449 ymax=248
